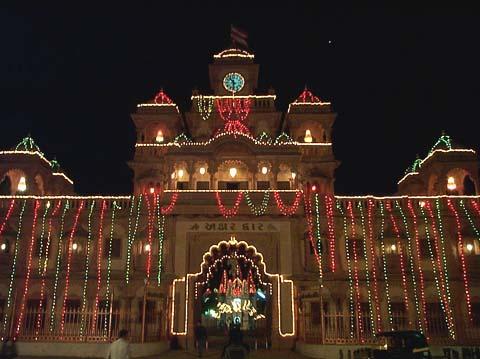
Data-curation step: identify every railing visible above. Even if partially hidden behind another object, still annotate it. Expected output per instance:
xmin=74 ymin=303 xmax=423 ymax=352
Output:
xmin=10 ymin=307 xmax=163 ymax=343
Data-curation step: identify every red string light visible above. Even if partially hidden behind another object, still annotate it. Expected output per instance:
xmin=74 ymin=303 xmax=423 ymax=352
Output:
xmin=325 ymin=195 xmax=336 ymax=272
xmin=0 ymin=199 xmax=15 ymax=237
xmin=36 ymin=200 xmax=62 ymax=337
xmin=423 ymin=200 xmax=455 ymax=331
xmin=447 ymin=198 xmax=472 ymax=320
xmin=215 ymin=192 xmax=244 ymax=218
xmin=15 ymin=200 xmax=40 ymax=337
xmin=303 ymin=189 xmax=322 ymax=278
xmin=346 ymin=201 xmax=364 ymax=343
xmin=216 ymin=98 xmax=252 ymax=135
xmin=385 ymin=200 xmax=410 ymax=322
xmin=92 ymin=200 xmax=107 ymax=332
xmin=407 ymin=199 xmax=429 ymax=335
xmin=294 ymin=88 xmax=321 ymax=103
xmin=273 ymin=190 xmax=302 ymax=216
xmin=60 ymin=200 xmax=85 ymax=336
xmin=161 ymin=192 xmax=178 ymax=215
xmin=367 ymin=199 xmax=382 ymax=333
xmin=154 ymin=89 xmax=173 ymax=104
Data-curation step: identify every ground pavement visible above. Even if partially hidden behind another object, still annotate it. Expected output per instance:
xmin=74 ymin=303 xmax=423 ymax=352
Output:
xmin=18 ymin=349 xmax=311 ymax=359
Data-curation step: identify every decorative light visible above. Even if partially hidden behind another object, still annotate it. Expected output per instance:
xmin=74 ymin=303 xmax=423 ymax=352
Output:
xmin=273 ymin=191 xmax=302 ymax=216
xmin=390 ymin=244 xmax=397 ymax=252
xmin=291 ymin=172 xmax=296 ymax=180
xmin=149 ymin=187 xmax=155 ymax=194
xmin=199 ymin=167 xmax=206 ymax=175
xmin=155 ymin=130 xmax=164 ymax=143
xmin=171 ymin=172 xmax=176 ymax=179
xmin=466 ymin=243 xmax=474 ymax=252
xmin=215 ymin=192 xmax=243 ymax=218
xmin=261 ymin=166 xmax=268 ymax=175
xmin=80 ymin=201 xmax=95 ymax=338
xmin=304 ymin=129 xmax=313 ymax=143
xmin=229 ymin=167 xmax=237 ymax=178
xmin=177 ymin=169 xmax=184 ymax=179
xmin=378 ymin=202 xmax=394 ymax=329
xmin=144 ymin=243 xmax=151 ymax=252
xmin=419 ymin=200 xmax=426 ymax=208
xmin=244 ymin=191 xmax=270 ymax=216
xmin=0 ymin=243 xmax=6 ymax=252
xmin=17 ymin=176 xmax=27 ymax=192
xmin=126 ymin=196 xmax=142 ymax=284
xmin=311 ymin=184 xmax=317 ymax=192
xmin=447 ymin=177 xmax=457 ymax=191
xmin=72 ymin=242 xmax=78 ymax=251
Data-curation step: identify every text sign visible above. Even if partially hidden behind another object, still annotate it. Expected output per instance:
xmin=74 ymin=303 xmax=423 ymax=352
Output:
xmin=187 ymin=222 xmax=279 ymax=232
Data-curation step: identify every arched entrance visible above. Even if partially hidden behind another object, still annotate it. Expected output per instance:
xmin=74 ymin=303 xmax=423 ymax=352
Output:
xmin=193 ymin=235 xmax=272 ymax=348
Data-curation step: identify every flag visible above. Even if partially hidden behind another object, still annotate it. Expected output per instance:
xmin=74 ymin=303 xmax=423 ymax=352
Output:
xmin=231 ymin=25 xmax=248 ymax=49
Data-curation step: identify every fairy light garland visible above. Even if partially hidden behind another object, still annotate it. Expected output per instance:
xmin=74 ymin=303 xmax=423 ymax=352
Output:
xmin=366 ymin=199 xmax=381 ymax=332
xmin=197 ymin=95 xmax=214 ymax=121
xmin=446 ymin=198 xmax=472 ymax=320
xmin=424 ymin=200 xmax=455 ymax=335
xmin=385 ymin=201 xmax=410 ymax=321
xmin=14 ymin=200 xmax=40 ymax=338
xmin=336 ymin=201 xmax=355 ymax=337
xmin=303 ymin=189 xmax=322 ymax=280
xmin=244 ymin=191 xmax=270 ymax=216
xmin=346 ymin=201 xmax=365 ymax=343
xmin=406 ymin=199 xmax=429 ymax=336
xmin=378 ymin=202 xmax=393 ymax=329
xmin=215 ymin=192 xmax=244 ymax=218
xmin=463 ymin=200 xmax=480 ymax=237
xmin=396 ymin=200 xmax=423 ymax=333
xmin=161 ymin=192 xmax=178 ymax=215
xmin=273 ymin=191 xmax=302 ymax=216
xmin=80 ymin=201 xmax=95 ymax=337
xmin=91 ymin=200 xmax=107 ymax=333
xmin=103 ymin=200 xmax=118 ymax=333
xmin=325 ymin=195 xmax=336 ymax=272
xmin=0 ymin=199 xmax=15 ymax=236
xmin=157 ymin=194 xmax=166 ymax=285
xmin=357 ymin=201 xmax=376 ymax=335
xmin=50 ymin=200 xmax=70 ymax=332
xmin=37 ymin=201 xmax=51 ymax=275
xmin=145 ymin=195 xmax=155 ymax=279
xmin=36 ymin=200 xmax=62 ymax=338
xmin=126 ymin=196 xmax=142 ymax=284
xmin=419 ymin=203 xmax=455 ymax=339
xmin=313 ymin=193 xmax=323 ymax=279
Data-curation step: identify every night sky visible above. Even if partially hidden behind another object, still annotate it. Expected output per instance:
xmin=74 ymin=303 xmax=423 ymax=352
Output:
xmin=2 ymin=4 xmax=480 ymax=195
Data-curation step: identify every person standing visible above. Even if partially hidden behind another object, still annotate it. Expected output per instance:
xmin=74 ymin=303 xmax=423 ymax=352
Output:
xmin=105 ymin=329 xmax=131 ymax=359
xmin=194 ymin=320 xmax=208 ymax=357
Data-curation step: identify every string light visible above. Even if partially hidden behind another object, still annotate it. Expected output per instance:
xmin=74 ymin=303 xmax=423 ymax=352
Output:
xmin=3 ymin=200 xmax=26 ymax=334
xmin=396 ymin=200 xmax=423 ymax=333
xmin=37 ymin=201 xmax=51 ymax=275
xmin=378 ymin=202 xmax=393 ymax=329
xmin=419 ymin=202 xmax=455 ymax=339
xmin=346 ymin=201 xmax=364 ymax=343
xmin=313 ymin=193 xmax=323 ymax=279
xmin=216 ymin=98 xmax=252 ymax=135
xmin=0 ymin=199 xmax=15 ymax=237
xmin=215 ymin=192 xmax=243 ymax=218
xmin=126 ymin=196 xmax=142 ymax=284
xmin=145 ymin=195 xmax=155 ymax=279
xmin=103 ymin=200 xmax=118 ymax=334
xmin=36 ymin=200 xmax=62 ymax=338
xmin=157 ymin=194 xmax=166 ymax=285
xmin=244 ymin=191 xmax=270 ymax=216
xmin=385 ymin=201 xmax=410 ymax=322
xmin=14 ymin=200 xmax=40 ymax=338
xmin=446 ymin=198 xmax=472 ymax=320
xmin=366 ymin=199 xmax=381 ymax=332
xmin=59 ymin=200 xmax=85 ymax=336
xmin=161 ymin=192 xmax=178 ymax=215
xmin=197 ymin=95 xmax=214 ymax=121
xmin=50 ymin=200 xmax=70 ymax=332
xmin=91 ymin=200 xmax=107 ymax=333
xmin=324 ymin=195 xmax=336 ymax=272
xmin=80 ymin=201 xmax=95 ymax=337
xmin=273 ymin=191 xmax=302 ymax=216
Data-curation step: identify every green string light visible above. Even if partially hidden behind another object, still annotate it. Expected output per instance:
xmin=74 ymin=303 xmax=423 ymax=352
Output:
xmin=3 ymin=200 xmax=26 ymax=334
xmin=50 ymin=200 xmax=70 ymax=332
xmin=379 ymin=202 xmax=393 ymax=329
xmin=358 ymin=201 xmax=376 ymax=335
xmin=157 ymin=194 xmax=166 ymax=285
xmin=336 ymin=201 xmax=355 ymax=338
xmin=126 ymin=196 xmax=142 ymax=284
xmin=395 ymin=200 xmax=423 ymax=333
xmin=80 ymin=200 xmax=95 ymax=337
xmin=244 ymin=191 xmax=270 ymax=216
xmin=104 ymin=200 xmax=118 ymax=334
xmin=37 ymin=201 xmax=51 ymax=275
xmin=314 ymin=193 xmax=323 ymax=278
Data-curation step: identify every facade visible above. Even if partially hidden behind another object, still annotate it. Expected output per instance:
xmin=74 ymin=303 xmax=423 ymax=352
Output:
xmin=1 ymin=43 xmax=480 ymax=357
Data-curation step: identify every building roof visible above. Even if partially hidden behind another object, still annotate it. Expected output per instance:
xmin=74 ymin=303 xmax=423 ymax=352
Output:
xmin=15 ymin=135 xmax=43 ymax=153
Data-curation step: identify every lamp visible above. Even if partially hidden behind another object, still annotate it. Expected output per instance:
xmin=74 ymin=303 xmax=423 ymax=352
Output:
xmin=261 ymin=166 xmax=268 ymax=175
xmin=229 ymin=167 xmax=237 ymax=178
xmin=466 ymin=243 xmax=474 ymax=253
xmin=177 ymin=169 xmax=184 ymax=179
xmin=447 ymin=176 xmax=457 ymax=191
xmin=390 ymin=244 xmax=397 ymax=252
xmin=155 ymin=130 xmax=164 ymax=143
xmin=304 ymin=129 xmax=313 ymax=143
xmin=199 ymin=167 xmax=206 ymax=175
xmin=17 ymin=176 xmax=27 ymax=192
xmin=144 ymin=243 xmax=151 ymax=253
xmin=291 ymin=172 xmax=296 ymax=180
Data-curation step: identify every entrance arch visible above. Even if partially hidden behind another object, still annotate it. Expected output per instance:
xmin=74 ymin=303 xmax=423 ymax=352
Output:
xmin=170 ymin=236 xmax=296 ymax=349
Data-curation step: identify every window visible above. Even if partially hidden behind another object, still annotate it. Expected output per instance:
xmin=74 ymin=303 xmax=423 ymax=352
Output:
xmin=277 ymin=181 xmax=290 ymax=190
xmin=226 ymin=182 xmax=240 ymax=190
xmin=347 ymin=239 xmax=365 ymax=259
xmin=103 ymin=238 xmax=122 ymax=259
xmin=196 ymin=181 xmax=209 ymax=190
xmin=311 ymin=302 xmax=321 ymax=325
xmin=176 ymin=181 xmax=188 ymax=190
xmin=256 ymin=181 xmax=269 ymax=190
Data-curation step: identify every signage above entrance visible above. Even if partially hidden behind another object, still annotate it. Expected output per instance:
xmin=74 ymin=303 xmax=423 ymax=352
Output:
xmin=187 ymin=221 xmax=280 ymax=232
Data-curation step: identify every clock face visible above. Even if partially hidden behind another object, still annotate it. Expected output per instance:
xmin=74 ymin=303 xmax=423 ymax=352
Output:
xmin=223 ymin=73 xmax=245 ymax=93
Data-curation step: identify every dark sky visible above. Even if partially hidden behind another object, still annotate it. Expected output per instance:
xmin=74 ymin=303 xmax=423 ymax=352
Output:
xmin=1 ymin=4 xmax=480 ymax=195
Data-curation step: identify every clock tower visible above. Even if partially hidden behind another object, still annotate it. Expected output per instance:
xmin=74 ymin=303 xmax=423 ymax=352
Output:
xmin=209 ymin=48 xmax=259 ymax=95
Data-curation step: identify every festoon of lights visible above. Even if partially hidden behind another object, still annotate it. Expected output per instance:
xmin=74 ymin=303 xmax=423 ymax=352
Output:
xmin=215 ymin=97 xmax=252 ymax=136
